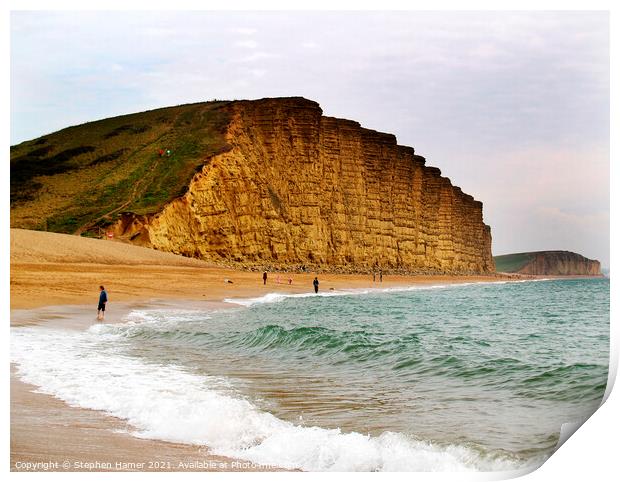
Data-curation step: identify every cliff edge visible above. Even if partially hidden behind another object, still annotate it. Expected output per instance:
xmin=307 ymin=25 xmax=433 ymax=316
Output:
xmin=10 ymin=97 xmax=494 ymax=273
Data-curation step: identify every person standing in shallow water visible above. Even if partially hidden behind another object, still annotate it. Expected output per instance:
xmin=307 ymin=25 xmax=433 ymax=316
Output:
xmin=263 ymin=271 xmax=268 ymax=285
xmin=313 ymin=277 xmax=319 ymax=294
xmin=97 ymin=285 xmax=107 ymax=321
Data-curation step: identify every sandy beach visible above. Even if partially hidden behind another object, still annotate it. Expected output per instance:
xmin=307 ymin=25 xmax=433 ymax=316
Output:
xmin=10 ymin=228 xmax=520 ymax=472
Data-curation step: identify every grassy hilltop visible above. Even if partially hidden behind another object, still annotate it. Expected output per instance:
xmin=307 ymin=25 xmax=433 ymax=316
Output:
xmin=493 ymin=252 xmax=534 ymax=273
xmin=10 ymin=101 xmax=231 ymax=235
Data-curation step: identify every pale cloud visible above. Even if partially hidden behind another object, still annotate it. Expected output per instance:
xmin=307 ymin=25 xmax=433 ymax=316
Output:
xmin=235 ymin=39 xmax=258 ymax=49
xmin=249 ymin=68 xmax=266 ymax=78
xmin=232 ymin=27 xmax=257 ymax=35
xmin=234 ymin=51 xmax=278 ymax=63
xmin=468 ymin=43 xmax=502 ymax=59
xmin=140 ymin=27 xmax=177 ymax=37
xmin=301 ymin=41 xmax=319 ymax=49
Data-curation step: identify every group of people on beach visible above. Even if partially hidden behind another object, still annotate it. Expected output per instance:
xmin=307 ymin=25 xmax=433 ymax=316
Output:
xmin=97 ymin=273 xmax=323 ymax=320
xmin=97 ymin=268 xmax=390 ymax=319
xmin=262 ymin=271 xmax=320 ymax=293
xmin=263 ymin=272 xmax=294 ymax=286
xmin=97 ymin=267 xmax=389 ymax=319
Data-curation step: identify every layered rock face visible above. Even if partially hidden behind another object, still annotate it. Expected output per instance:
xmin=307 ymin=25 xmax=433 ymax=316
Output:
xmin=519 ymin=251 xmax=601 ymax=276
xmin=113 ymin=98 xmax=494 ymax=273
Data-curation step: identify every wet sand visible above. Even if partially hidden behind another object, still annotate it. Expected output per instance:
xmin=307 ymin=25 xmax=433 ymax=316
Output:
xmin=10 ymin=228 xmax=520 ymax=472
xmin=10 ymin=367 xmax=284 ymax=472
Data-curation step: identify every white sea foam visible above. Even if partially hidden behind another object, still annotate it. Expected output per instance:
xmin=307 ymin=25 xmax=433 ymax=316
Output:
xmin=89 ymin=308 xmax=212 ymax=334
xmin=11 ymin=322 xmax=524 ymax=472
xmin=224 ymin=290 xmax=373 ymax=306
xmin=224 ymin=285 xmax=458 ymax=306
xmin=223 ymin=278 xmax=551 ymax=307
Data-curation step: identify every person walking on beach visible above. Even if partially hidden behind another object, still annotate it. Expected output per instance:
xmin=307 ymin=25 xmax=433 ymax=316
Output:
xmin=263 ymin=271 xmax=268 ymax=285
xmin=313 ymin=277 xmax=319 ymax=294
xmin=97 ymin=285 xmax=108 ymax=321
xmin=380 ymin=269 xmax=383 ymax=283
xmin=373 ymin=272 xmax=376 ymax=282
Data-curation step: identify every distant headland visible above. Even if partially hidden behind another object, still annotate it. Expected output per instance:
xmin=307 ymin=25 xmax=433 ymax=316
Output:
xmin=494 ymin=251 xmax=601 ymax=276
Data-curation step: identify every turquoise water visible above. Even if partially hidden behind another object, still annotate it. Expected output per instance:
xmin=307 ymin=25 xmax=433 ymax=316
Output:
xmin=11 ymin=278 xmax=610 ymax=471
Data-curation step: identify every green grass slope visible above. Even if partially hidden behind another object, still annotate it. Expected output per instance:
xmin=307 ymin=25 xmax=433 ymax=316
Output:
xmin=10 ymin=101 xmax=231 ymax=235
xmin=493 ymin=252 xmax=535 ymax=273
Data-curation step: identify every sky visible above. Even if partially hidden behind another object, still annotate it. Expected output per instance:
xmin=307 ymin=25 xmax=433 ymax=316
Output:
xmin=10 ymin=11 xmax=610 ymax=267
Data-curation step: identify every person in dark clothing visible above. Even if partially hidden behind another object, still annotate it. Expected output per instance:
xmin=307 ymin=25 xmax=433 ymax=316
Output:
xmin=97 ymin=285 xmax=108 ymax=321
xmin=313 ymin=277 xmax=319 ymax=294
xmin=379 ymin=269 xmax=383 ymax=282
xmin=263 ymin=271 xmax=268 ymax=285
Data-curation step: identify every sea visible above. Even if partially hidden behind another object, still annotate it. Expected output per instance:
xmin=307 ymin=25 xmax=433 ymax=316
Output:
xmin=11 ymin=277 xmax=610 ymax=472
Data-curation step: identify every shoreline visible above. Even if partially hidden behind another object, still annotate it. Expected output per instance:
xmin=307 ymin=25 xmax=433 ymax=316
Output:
xmin=9 ymin=229 xmax=603 ymax=472
xmin=10 ymin=276 xmax=567 ymax=473
xmin=10 ymin=366 xmax=283 ymax=472
xmin=11 ymin=277 xmax=518 ymax=473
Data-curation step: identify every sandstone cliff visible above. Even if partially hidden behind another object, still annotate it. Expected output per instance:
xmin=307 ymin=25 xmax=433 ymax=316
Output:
xmin=108 ymin=98 xmax=494 ymax=273
xmin=494 ymin=251 xmax=601 ymax=276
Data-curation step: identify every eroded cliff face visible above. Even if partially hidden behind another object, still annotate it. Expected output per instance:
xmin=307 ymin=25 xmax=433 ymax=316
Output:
xmin=112 ymin=98 xmax=495 ymax=273
xmin=519 ymin=252 xmax=601 ymax=276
